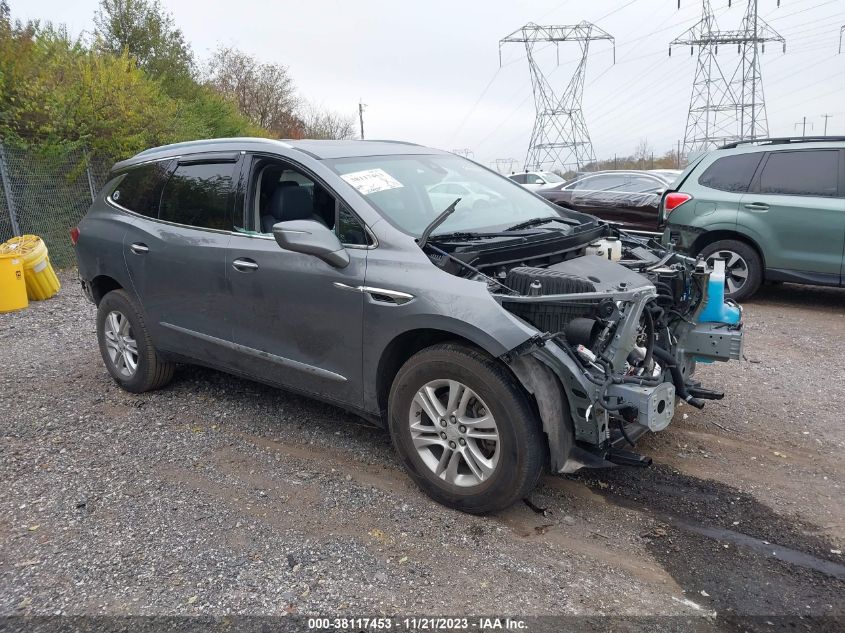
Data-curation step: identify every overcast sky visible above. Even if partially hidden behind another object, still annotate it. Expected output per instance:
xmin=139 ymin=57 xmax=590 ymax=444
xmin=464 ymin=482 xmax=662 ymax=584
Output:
xmin=16 ymin=0 xmax=845 ymax=169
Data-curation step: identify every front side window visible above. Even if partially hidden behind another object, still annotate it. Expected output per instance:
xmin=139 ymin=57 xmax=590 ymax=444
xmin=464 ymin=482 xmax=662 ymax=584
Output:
xmin=336 ymin=205 xmax=372 ymax=246
xmin=159 ymin=162 xmax=236 ymax=230
xmin=328 ymin=155 xmax=561 ymax=237
xmin=526 ymin=174 xmax=545 ymax=184
xmin=250 ymin=158 xmax=370 ymax=246
xmin=758 ymin=150 xmax=839 ymax=197
xmin=698 ymin=152 xmax=763 ymax=193
xmin=111 ymin=161 xmax=171 ymax=217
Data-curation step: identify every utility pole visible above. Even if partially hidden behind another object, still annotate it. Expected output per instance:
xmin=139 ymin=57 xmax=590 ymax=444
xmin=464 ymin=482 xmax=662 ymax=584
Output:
xmin=840 ymin=25 xmax=844 ymax=54
xmin=499 ymin=22 xmax=615 ymax=173
xmin=821 ymin=114 xmax=833 ymax=136
xmin=671 ymin=1 xmax=785 ymax=152
xmin=794 ymin=117 xmax=812 ymax=136
xmin=358 ymin=100 xmax=366 ymax=140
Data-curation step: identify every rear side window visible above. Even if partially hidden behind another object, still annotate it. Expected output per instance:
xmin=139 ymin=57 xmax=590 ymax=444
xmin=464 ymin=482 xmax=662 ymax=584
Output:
xmin=111 ymin=161 xmax=170 ymax=217
xmin=758 ymin=150 xmax=840 ymax=197
xmin=573 ymin=174 xmax=628 ymax=191
xmin=698 ymin=153 xmax=763 ymax=193
xmin=510 ymin=174 xmax=526 ymax=184
xmin=159 ymin=162 xmax=236 ymax=230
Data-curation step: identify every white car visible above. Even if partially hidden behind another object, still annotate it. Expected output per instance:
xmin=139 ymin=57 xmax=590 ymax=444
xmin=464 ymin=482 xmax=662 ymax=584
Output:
xmin=508 ymin=171 xmax=566 ymax=191
xmin=427 ymin=181 xmax=503 ymax=210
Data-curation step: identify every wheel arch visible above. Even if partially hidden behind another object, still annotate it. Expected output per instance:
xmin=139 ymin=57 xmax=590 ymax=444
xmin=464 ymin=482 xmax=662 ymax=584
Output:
xmin=375 ymin=328 xmax=488 ymax=421
xmin=691 ymin=229 xmax=767 ymax=270
xmin=90 ymin=275 xmax=124 ymax=305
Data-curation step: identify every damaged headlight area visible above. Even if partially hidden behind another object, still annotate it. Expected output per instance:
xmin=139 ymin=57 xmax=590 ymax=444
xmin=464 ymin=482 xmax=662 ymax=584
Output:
xmin=490 ymin=232 xmax=744 ymax=472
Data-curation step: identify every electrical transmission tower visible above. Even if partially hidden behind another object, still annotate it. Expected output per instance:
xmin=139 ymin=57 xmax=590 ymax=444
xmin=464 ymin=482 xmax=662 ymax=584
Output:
xmin=671 ymin=1 xmax=785 ymax=153
xmin=494 ymin=158 xmax=519 ymax=173
xmin=451 ymin=148 xmax=475 ymax=159
xmin=499 ymin=22 xmax=614 ymax=173
xmin=839 ymin=25 xmax=844 ymax=54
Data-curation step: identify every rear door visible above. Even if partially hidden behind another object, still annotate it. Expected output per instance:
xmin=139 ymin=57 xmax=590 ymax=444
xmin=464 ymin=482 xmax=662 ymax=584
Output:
xmin=122 ymin=154 xmax=242 ymax=363
xmin=740 ymin=148 xmax=844 ymax=283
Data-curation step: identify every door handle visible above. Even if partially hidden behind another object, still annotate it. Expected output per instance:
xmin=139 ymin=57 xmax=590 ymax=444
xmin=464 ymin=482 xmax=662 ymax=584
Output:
xmin=743 ymin=202 xmax=769 ymax=212
xmin=129 ymin=242 xmax=149 ymax=254
xmin=232 ymin=258 xmax=259 ymax=272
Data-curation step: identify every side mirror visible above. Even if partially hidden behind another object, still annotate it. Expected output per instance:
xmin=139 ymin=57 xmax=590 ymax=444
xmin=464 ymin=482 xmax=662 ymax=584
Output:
xmin=273 ymin=219 xmax=350 ymax=268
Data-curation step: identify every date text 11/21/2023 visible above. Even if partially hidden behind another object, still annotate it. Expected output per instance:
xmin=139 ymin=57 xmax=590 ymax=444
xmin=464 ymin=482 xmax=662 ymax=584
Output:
xmin=307 ymin=617 xmax=528 ymax=630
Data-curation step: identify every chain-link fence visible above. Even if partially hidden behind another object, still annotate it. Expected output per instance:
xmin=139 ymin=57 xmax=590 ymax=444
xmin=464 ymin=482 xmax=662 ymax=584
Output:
xmin=0 ymin=142 xmax=114 ymax=268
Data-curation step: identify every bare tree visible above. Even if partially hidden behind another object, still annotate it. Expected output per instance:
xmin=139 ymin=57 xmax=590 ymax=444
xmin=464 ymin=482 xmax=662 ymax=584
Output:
xmin=300 ymin=103 xmax=357 ymax=140
xmin=206 ymin=46 xmax=299 ymax=137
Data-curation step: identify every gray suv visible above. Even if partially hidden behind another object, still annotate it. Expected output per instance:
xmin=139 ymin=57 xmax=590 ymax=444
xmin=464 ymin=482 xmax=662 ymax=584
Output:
xmin=74 ymin=138 xmax=744 ymax=513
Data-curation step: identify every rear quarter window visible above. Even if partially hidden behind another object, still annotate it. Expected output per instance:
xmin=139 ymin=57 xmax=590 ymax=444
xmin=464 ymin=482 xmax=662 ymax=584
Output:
xmin=111 ymin=161 xmax=171 ymax=217
xmin=697 ymin=152 xmax=763 ymax=193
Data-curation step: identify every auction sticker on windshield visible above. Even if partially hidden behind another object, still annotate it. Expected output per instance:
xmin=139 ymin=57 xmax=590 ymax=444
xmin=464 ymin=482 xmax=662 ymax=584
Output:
xmin=341 ymin=169 xmax=404 ymax=195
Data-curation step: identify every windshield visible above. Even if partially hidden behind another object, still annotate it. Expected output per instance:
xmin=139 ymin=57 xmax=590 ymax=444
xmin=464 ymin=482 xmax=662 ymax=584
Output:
xmin=327 ymin=155 xmax=561 ymax=237
xmin=539 ymin=171 xmax=564 ymax=183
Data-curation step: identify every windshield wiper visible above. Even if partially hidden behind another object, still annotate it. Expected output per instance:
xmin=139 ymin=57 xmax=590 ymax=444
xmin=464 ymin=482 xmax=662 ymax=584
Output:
xmin=418 ymin=198 xmax=461 ymax=249
xmin=428 ymin=230 xmax=536 ymax=242
xmin=505 ymin=216 xmax=580 ymax=231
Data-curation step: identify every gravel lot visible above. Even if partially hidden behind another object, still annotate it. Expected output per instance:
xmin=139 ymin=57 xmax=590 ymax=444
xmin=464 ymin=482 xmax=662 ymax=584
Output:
xmin=1 ymin=272 xmax=844 ymax=629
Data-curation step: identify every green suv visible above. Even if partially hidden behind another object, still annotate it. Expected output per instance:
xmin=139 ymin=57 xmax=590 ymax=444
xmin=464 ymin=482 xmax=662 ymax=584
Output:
xmin=659 ymin=137 xmax=845 ymax=300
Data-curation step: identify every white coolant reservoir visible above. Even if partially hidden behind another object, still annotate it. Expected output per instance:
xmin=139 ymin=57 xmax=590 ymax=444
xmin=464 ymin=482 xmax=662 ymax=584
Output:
xmin=585 ymin=238 xmax=622 ymax=262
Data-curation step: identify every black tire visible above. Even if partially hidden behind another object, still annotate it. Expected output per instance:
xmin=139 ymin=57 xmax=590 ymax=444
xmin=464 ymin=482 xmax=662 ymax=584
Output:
xmin=96 ymin=289 xmax=175 ymax=393
xmin=698 ymin=239 xmax=762 ymax=301
xmin=388 ymin=342 xmax=545 ymax=514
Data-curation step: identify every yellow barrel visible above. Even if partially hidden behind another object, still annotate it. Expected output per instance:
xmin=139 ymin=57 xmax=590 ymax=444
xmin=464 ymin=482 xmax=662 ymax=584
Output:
xmin=0 ymin=235 xmax=61 ymax=300
xmin=0 ymin=253 xmax=29 ymax=312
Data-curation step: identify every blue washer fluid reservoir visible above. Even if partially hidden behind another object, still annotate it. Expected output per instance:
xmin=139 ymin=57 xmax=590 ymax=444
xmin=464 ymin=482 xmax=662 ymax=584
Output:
xmin=695 ymin=259 xmax=742 ymax=363
xmin=698 ymin=259 xmax=742 ymax=325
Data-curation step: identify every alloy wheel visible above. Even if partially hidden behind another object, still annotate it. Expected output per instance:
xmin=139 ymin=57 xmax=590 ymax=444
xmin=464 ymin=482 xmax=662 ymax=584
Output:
xmin=408 ymin=379 xmax=500 ymax=487
xmin=103 ymin=310 xmax=139 ymax=378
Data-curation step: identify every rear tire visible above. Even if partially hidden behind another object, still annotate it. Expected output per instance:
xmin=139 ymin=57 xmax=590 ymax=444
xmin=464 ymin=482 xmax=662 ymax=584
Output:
xmin=698 ymin=239 xmax=762 ymax=301
xmin=388 ymin=343 xmax=545 ymax=514
xmin=96 ymin=289 xmax=175 ymax=393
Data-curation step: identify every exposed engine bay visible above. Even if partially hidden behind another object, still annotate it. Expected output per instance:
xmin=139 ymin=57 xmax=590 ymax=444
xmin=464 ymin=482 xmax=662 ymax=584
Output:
xmin=424 ymin=215 xmax=743 ymax=471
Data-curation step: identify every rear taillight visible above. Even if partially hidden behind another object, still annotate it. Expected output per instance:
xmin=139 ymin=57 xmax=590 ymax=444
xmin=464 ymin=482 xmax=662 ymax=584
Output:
xmin=70 ymin=227 xmax=80 ymax=245
xmin=663 ymin=192 xmax=692 ymax=215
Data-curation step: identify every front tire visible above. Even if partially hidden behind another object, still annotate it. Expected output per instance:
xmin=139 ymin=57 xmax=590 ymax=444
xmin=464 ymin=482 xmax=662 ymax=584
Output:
xmin=96 ymin=289 xmax=175 ymax=393
xmin=388 ymin=343 xmax=545 ymax=514
xmin=699 ymin=239 xmax=762 ymax=301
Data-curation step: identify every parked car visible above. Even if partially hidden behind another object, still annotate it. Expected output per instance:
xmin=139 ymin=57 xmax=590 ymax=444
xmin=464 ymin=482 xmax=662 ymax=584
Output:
xmin=73 ymin=138 xmax=743 ymax=513
xmin=537 ymin=170 xmax=673 ymax=233
xmin=427 ymin=180 xmax=503 ymax=210
xmin=660 ymin=136 xmax=845 ymax=300
xmin=648 ymin=169 xmax=683 ymax=183
xmin=508 ymin=170 xmax=566 ymax=190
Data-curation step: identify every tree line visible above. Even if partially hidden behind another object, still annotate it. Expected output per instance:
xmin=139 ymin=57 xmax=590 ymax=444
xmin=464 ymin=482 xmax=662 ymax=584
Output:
xmin=0 ymin=0 xmax=356 ymax=161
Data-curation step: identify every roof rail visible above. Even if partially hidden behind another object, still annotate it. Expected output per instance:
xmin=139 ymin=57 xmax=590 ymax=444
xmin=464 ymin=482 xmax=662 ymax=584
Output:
xmin=720 ymin=136 xmax=845 ymax=149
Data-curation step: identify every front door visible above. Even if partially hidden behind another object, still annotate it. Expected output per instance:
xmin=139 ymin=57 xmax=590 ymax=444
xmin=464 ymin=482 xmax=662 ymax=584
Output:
xmin=225 ymin=155 xmax=370 ymax=408
xmin=741 ymin=148 xmax=844 ymax=283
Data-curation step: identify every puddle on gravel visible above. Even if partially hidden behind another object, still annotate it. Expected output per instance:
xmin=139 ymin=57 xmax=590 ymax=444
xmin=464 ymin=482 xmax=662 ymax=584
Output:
xmin=575 ymin=464 xmax=845 ymax=630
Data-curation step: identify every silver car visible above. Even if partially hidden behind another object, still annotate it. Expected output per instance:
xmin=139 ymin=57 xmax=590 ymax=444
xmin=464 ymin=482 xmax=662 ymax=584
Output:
xmin=73 ymin=138 xmax=743 ymax=513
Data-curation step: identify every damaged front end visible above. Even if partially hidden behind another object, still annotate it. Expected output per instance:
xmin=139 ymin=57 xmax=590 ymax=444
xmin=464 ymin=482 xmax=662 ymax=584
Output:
xmin=445 ymin=228 xmax=744 ymax=472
